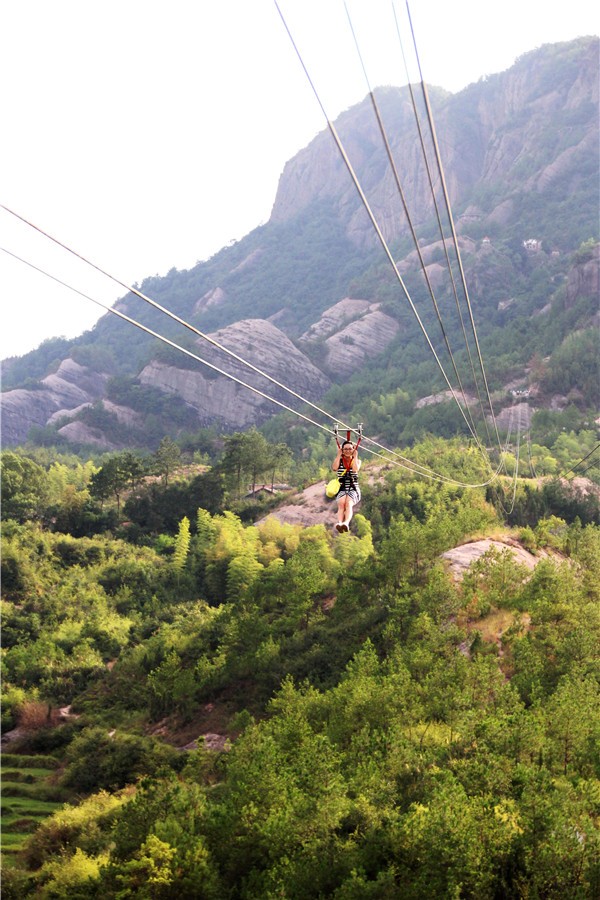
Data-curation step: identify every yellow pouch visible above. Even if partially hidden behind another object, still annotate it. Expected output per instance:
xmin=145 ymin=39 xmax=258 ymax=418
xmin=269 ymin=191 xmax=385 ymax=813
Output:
xmin=325 ymin=477 xmax=340 ymax=499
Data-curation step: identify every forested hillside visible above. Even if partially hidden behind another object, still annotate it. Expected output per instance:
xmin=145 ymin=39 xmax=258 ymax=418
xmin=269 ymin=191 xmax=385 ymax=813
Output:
xmin=1 ymin=436 xmax=599 ymax=896
xmin=1 ymin=32 xmax=599 ymax=899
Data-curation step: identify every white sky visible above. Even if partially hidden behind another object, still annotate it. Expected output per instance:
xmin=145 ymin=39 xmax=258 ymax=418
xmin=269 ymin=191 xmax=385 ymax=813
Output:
xmin=1 ymin=0 xmax=598 ymax=361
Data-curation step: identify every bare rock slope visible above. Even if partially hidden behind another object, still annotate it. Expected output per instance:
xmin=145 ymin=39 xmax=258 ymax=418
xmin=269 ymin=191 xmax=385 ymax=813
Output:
xmin=441 ymin=539 xmax=553 ymax=580
xmin=1 ymin=359 xmax=108 ymax=446
xmin=299 ymin=299 xmax=400 ymax=378
xmin=139 ymin=319 xmax=330 ymax=430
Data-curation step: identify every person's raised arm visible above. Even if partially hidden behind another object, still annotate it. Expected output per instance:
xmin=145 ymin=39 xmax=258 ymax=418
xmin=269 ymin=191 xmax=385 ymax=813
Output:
xmin=332 ymin=446 xmax=342 ymax=472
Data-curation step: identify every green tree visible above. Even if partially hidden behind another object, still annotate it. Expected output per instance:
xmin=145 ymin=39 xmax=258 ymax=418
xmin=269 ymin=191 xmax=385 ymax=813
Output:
xmin=90 ymin=456 xmax=131 ymax=513
xmin=396 ymin=775 xmax=522 ymax=897
xmin=62 ymin=727 xmax=178 ymax=793
xmin=153 ymin=436 xmax=181 ymax=486
xmin=172 ymin=516 xmax=191 ymax=572
xmin=37 ymin=847 xmax=105 ymax=897
xmin=202 ymin=511 xmax=258 ymax=602
xmin=541 ymin=329 xmax=599 ymax=406
xmin=226 ymin=554 xmax=264 ymax=602
xmin=196 ymin=508 xmax=217 ymax=549
xmin=0 ymin=451 xmax=48 ymax=521
xmin=282 ymin=533 xmax=333 ymax=627
xmin=118 ymin=450 xmax=148 ymax=490
xmin=213 ymin=710 xmax=348 ymax=895
xmin=147 ymin=650 xmax=196 ymax=720
xmin=221 ymin=429 xmax=275 ymax=497
xmin=89 ymin=464 xmax=114 ymax=508
xmin=266 ymin=441 xmax=290 ymax=489
xmin=101 ymin=777 xmax=222 ymax=898
xmin=243 ymin=429 xmax=272 ymax=494
xmin=221 ymin=432 xmax=246 ymax=498
xmin=111 ymin=834 xmax=177 ymax=897
xmin=544 ymin=675 xmax=600 ymax=776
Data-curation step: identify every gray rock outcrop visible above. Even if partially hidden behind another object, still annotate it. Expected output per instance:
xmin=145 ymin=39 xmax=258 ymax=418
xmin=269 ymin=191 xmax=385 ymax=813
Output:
xmin=299 ymin=298 xmax=400 ymax=377
xmin=270 ymin=40 xmax=598 ymax=250
xmin=441 ymin=539 xmax=550 ymax=581
xmin=1 ymin=359 xmax=108 ymax=446
xmin=566 ymin=243 xmax=600 ymax=308
xmin=56 ymin=421 xmax=120 ymax=449
xmin=139 ymin=319 xmax=330 ymax=429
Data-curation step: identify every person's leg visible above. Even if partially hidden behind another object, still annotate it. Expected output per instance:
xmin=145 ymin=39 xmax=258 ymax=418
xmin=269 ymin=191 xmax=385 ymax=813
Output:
xmin=342 ymin=497 xmax=354 ymax=528
xmin=336 ymin=498 xmax=346 ymax=531
xmin=336 ymin=496 xmax=353 ymax=531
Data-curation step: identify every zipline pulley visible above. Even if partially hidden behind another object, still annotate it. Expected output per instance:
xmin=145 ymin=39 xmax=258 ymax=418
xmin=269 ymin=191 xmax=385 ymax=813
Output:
xmin=333 ymin=422 xmax=363 ymax=450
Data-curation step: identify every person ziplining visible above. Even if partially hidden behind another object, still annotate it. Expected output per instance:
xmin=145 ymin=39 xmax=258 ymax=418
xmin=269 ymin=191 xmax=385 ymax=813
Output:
xmin=332 ymin=424 xmax=362 ymax=532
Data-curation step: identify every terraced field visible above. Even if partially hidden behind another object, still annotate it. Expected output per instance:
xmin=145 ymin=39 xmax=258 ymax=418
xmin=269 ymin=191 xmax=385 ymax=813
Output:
xmin=1 ymin=753 xmax=67 ymax=866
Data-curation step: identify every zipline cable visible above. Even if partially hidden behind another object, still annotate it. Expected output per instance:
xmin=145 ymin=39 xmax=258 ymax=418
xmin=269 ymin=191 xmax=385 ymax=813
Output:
xmin=1 ymin=244 xmax=506 ymax=489
xmin=566 ymin=458 xmax=598 ymax=480
xmin=0 ymin=14 xmax=531 ymax=492
xmin=343 ymin=0 xmax=486 ymax=456
xmin=559 ymin=442 xmax=600 ymax=479
xmin=391 ymin=0 xmax=494 ymax=449
xmin=0 ymin=204 xmax=354 ymax=434
xmin=0 ymin=246 xmax=336 ymax=436
xmin=1 ymin=244 xmax=469 ymax=483
xmin=497 ymin=407 xmax=515 ymax=478
xmin=404 ymin=0 xmax=503 ymax=452
xmin=0 ymin=208 xmax=467 ymax=486
xmin=525 ymin=431 xmax=538 ymax=479
xmin=1 ymin=10 xmax=505 ymax=484
xmin=1 ymin=11 xmax=512 ymax=488
xmin=492 ymin=402 xmax=514 ymax=481
xmin=273 ymin=0 xmax=492 ymax=461
xmin=489 ymin=403 xmax=523 ymax=518
xmin=502 ymin=417 xmax=522 ymax=516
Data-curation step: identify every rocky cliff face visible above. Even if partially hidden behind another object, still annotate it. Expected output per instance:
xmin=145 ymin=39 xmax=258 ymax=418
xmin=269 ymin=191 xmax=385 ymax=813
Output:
xmin=270 ymin=88 xmax=436 ymax=248
xmin=139 ymin=318 xmax=331 ymax=429
xmin=0 ymin=305 xmax=402 ymax=446
xmin=566 ymin=244 xmax=600 ymax=309
xmin=299 ymin=298 xmax=400 ymax=378
xmin=1 ymin=359 xmax=108 ymax=446
xmin=270 ymin=39 xmax=598 ymax=250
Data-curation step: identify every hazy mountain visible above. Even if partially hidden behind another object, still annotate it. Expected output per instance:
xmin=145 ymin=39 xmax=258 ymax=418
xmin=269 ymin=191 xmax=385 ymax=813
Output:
xmin=1 ymin=37 xmax=598 ymax=450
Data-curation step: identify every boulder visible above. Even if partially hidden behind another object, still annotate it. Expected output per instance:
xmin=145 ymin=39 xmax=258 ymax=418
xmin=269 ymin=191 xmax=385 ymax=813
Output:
xmin=441 ymin=539 xmax=549 ymax=580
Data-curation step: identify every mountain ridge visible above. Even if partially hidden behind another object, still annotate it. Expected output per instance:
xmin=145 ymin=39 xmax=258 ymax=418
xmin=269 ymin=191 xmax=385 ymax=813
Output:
xmin=1 ymin=37 xmax=598 ymax=450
